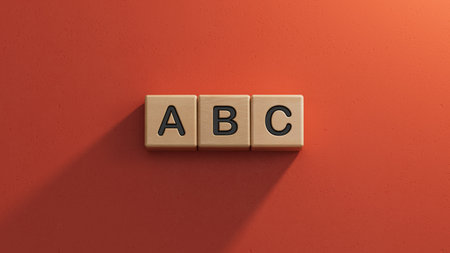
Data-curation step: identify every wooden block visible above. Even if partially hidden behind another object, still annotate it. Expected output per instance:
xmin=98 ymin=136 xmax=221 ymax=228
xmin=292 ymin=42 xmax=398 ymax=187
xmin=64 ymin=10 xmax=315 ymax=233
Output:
xmin=145 ymin=95 xmax=197 ymax=150
xmin=198 ymin=95 xmax=250 ymax=150
xmin=251 ymin=95 xmax=303 ymax=151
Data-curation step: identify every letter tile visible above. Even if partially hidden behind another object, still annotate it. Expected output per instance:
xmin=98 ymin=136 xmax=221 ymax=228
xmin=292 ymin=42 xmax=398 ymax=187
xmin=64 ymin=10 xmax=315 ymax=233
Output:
xmin=251 ymin=95 xmax=303 ymax=150
xmin=145 ymin=95 xmax=197 ymax=150
xmin=198 ymin=95 xmax=250 ymax=150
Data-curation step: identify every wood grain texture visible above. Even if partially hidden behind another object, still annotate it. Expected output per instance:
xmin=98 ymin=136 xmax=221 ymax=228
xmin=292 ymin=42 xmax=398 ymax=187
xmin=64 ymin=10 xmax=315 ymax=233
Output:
xmin=145 ymin=95 xmax=197 ymax=150
xmin=251 ymin=95 xmax=303 ymax=151
xmin=198 ymin=95 xmax=250 ymax=150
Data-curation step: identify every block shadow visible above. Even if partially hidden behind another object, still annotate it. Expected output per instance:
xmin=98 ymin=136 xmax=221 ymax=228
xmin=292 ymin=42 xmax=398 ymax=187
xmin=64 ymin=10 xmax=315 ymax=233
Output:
xmin=0 ymin=105 xmax=298 ymax=253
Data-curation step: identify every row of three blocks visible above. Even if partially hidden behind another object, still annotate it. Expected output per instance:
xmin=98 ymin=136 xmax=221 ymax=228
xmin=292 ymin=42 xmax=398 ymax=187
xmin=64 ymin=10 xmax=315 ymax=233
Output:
xmin=145 ymin=95 xmax=304 ymax=151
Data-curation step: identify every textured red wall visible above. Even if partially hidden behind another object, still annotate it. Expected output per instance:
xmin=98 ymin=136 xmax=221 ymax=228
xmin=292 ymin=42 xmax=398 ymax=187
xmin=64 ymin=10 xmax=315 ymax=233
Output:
xmin=1 ymin=0 xmax=449 ymax=252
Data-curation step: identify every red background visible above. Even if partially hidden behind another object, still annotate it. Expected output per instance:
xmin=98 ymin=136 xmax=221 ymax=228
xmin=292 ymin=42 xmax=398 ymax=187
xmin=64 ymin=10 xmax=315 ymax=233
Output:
xmin=1 ymin=0 xmax=449 ymax=252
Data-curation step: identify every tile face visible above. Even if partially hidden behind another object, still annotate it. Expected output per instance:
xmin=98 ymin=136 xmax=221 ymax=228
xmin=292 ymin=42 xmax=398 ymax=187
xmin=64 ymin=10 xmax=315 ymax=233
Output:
xmin=145 ymin=95 xmax=197 ymax=150
xmin=251 ymin=95 xmax=303 ymax=151
xmin=198 ymin=95 xmax=250 ymax=150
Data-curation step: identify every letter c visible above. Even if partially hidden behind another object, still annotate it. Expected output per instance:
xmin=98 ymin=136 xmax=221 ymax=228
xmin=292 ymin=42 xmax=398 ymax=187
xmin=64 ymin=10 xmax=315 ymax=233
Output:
xmin=265 ymin=105 xmax=292 ymax=136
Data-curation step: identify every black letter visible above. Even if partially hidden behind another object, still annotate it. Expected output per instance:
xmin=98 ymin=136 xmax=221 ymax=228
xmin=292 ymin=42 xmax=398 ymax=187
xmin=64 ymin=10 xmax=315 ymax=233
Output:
xmin=265 ymin=105 xmax=292 ymax=136
xmin=213 ymin=106 xmax=238 ymax=135
xmin=158 ymin=105 xmax=185 ymax=136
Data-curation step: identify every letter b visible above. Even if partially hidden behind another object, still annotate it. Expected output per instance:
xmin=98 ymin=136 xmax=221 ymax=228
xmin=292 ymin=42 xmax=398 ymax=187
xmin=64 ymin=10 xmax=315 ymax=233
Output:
xmin=213 ymin=106 xmax=238 ymax=135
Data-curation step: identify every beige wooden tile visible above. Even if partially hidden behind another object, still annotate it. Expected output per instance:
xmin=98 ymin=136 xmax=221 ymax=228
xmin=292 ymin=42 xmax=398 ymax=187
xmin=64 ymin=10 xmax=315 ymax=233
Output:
xmin=198 ymin=95 xmax=250 ymax=150
xmin=251 ymin=95 xmax=303 ymax=151
xmin=145 ymin=95 xmax=197 ymax=150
